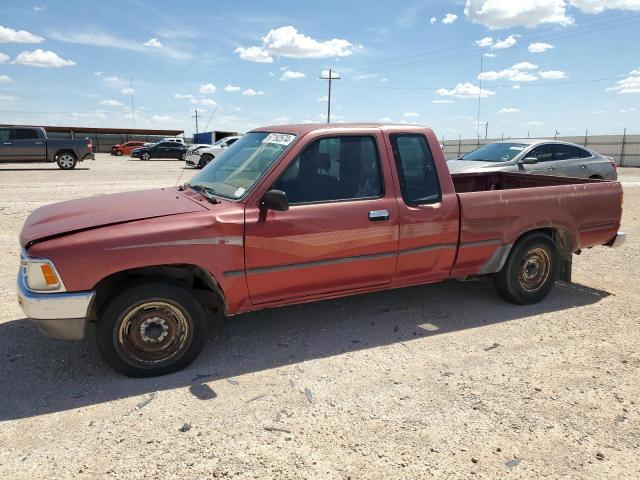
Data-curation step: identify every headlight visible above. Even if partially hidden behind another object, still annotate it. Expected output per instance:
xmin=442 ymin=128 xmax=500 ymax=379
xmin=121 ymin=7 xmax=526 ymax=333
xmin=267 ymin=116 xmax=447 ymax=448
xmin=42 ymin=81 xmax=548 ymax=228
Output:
xmin=20 ymin=252 xmax=66 ymax=292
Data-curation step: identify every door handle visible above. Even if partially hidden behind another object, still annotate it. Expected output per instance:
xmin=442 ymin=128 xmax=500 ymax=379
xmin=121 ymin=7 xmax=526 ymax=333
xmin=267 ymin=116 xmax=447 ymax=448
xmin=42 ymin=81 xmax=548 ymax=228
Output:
xmin=369 ymin=210 xmax=389 ymax=221
xmin=35 ymin=141 xmax=43 ymax=145
xmin=547 ymin=167 xmax=555 ymax=171
xmin=580 ymin=165 xmax=587 ymax=169
xmin=3 ymin=142 xmax=10 ymax=145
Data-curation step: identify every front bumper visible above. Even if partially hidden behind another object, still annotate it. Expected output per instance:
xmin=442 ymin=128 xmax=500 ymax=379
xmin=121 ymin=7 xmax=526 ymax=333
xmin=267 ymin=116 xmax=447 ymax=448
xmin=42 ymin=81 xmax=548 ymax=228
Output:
xmin=17 ymin=271 xmax=95 ymax=340
xmin=185 ymin=155 xmax=200 ymax=167
xmin=606 ymin=231 xmax=626 ymax=248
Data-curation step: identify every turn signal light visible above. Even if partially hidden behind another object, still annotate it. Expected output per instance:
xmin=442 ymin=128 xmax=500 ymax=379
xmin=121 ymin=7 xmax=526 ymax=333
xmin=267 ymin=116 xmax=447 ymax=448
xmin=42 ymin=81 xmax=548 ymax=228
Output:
xmin=40 ymin=264 xmax=59 ymax=286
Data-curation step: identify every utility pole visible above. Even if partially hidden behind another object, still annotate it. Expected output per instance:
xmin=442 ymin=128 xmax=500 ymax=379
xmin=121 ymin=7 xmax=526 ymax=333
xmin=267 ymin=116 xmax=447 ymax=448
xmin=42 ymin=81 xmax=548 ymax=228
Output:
xmin=320 ymin=69 xmax=340 ymax=123
xmin=130 ymin=76 xmax=135 ymax=129
xmin=192 ymin=108 xmax=200 ymax=134
xmin=485 ymin=121 xmax=489 ymax=139
xmin=477 ymin=56 xmax=483 ymax=138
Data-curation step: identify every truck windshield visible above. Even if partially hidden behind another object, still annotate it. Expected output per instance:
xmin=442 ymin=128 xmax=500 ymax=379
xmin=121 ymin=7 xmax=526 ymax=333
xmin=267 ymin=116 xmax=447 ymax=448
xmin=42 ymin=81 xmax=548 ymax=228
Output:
xmin=461 ymin=142 xmax=528 ymax=162
xmin=188 ymin=132 xmax=296 ymax=200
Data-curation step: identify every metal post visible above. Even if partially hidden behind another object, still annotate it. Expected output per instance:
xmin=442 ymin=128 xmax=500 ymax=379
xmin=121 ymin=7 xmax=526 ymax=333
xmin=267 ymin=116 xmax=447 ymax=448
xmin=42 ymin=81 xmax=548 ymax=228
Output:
xmin=485 ymin=121 xmax=488 ymax=140
xmin=320 ymin=69 xmax=340 ymax=123
xmin=584 ymin=129 xmax=588 ymax=147
xmin=620 ymin=128 xmax=627 ymax=167
xmin=457 ymin=134 xmax=461 ymax=158
xmin=477 ymin=56 xmax=483 ymax=138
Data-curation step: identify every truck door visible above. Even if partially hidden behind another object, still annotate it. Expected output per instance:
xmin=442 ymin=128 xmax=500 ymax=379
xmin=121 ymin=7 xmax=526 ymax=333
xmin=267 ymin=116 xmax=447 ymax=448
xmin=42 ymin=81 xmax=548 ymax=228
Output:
xmin=0 ymin=128 xmax=11 ymax=160
xmin=12 ymin=128 xmax=46 ymax=161
xmin=387 ymin=132 xmax=460 ymax=285
xmin=244 ymin=133 xmax=399 ymax=304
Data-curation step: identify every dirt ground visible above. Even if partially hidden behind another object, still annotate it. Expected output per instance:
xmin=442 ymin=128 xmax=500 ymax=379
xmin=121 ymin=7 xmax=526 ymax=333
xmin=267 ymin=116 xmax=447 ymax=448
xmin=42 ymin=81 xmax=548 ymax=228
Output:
xmin=0 ymin=154 xmax=638 ymax=479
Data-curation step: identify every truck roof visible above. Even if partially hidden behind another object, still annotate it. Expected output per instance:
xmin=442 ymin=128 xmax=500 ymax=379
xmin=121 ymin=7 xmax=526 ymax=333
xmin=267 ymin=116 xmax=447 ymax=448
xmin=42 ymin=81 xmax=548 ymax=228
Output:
xmin=252 ymin=123 xmax=433 ymax=136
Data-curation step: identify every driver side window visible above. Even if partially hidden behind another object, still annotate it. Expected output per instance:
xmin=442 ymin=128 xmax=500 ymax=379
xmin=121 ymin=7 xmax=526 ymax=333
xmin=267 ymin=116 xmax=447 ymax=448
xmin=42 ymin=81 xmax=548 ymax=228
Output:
xmin=528 ymin=144 xmax=555 ymax=162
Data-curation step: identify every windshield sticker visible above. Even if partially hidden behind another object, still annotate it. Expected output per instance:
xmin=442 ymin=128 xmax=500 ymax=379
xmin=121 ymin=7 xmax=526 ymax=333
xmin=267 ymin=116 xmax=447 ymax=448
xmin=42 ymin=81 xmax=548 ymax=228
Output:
xmin=234 ymin=187 xmax=246 ymax=197
xmin=262 ymin=133 xmax=295 ymax=146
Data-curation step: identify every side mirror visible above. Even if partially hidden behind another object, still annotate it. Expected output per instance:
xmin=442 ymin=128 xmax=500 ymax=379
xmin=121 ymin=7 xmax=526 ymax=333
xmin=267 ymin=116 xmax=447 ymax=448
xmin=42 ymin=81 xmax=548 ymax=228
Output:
xmin=519 ymin=157 xmax=539 ymax=165
xmin=261 ymin=189 xmax=289 ymax=212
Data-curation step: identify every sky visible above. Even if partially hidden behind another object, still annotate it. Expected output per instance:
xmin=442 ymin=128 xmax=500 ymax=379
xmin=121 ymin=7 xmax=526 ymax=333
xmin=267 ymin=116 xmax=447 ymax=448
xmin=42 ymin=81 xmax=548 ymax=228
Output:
xmin=0 ymin=0 xmax=639 ymax=139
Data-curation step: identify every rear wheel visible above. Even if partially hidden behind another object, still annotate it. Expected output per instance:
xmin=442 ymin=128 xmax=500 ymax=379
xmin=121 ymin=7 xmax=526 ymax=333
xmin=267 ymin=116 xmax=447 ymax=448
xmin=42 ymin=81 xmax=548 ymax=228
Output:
xmin=57 ymin=152 xmax=77 ymax=170
xmin=141 ymin=152 xmax=150 ymax=161
xmin=115 ymin=150 xmax=123 ymax=156
xmin=494 ymin=233 xmax=559 ymax=304
xmin=97 ymin=282 xmax=209 ymax=377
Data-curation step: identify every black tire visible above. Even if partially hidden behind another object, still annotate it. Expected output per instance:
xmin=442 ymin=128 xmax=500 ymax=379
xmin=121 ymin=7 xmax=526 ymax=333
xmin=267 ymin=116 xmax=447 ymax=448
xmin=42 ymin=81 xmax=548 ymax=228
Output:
xmin=97 ymin=282 xmax=209 ymax=377
xmin=141 ymin=152 xmax=150 ymax=161
xmin=56 ymin=152 xmax=77 ymax=170
xmin=200 ymin=153 xmax=213 ymax=167
xmin=115 ymin=150 xmax=123 ymax=156
xmin=494 ymin=233 xmax=559 ymax=305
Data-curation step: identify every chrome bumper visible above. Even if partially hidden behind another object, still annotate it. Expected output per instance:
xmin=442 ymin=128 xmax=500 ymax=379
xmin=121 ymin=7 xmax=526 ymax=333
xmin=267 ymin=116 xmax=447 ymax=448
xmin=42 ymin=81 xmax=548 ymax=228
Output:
xmin=16 ymin=272 xmax=95 ymax=340
xmin=607 ymin=231 xmax=626 ymax=248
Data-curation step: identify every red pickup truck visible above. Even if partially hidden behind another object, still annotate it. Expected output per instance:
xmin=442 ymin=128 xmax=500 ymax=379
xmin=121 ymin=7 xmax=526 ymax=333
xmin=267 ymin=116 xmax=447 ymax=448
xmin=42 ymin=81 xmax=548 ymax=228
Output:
xmin=17 ymin=124 xmax=625 ymax=377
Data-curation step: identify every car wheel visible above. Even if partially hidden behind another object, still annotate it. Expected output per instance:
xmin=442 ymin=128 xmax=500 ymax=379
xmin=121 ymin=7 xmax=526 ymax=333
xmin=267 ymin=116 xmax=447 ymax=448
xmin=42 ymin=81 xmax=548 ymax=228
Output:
xmin=141 ymin=152 xmax=150 ymax=161
xmin=200 ymin=154 xmax=213 ymax=167
xmin=56 ymin=152 xmax=77 ymax=170
xmin=97 ymin=282 xmax=209 ymax=377
xmin=115 ymin=150 xmax=123 ymax=156
xmin=180 ymin=153 xmax=186 ymax=161
xmin=494 ymin=233 xmax=559 ymax=305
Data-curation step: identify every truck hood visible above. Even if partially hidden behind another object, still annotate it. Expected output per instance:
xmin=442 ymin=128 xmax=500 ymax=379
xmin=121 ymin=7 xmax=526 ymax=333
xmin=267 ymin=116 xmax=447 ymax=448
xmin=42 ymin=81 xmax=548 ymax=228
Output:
xmin=446 ymin=159 xmax=514 ymax=173
xmin=20 ymin=188 xmax=206 ymax=247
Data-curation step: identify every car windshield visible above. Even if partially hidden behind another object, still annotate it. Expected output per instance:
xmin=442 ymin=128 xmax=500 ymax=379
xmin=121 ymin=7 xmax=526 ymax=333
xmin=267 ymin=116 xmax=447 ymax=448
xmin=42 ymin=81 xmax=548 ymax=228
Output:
xmin=188 ymin=132 xmax=296 ymax=200
xmin=461 ymin=142 xmax=529 ymax=162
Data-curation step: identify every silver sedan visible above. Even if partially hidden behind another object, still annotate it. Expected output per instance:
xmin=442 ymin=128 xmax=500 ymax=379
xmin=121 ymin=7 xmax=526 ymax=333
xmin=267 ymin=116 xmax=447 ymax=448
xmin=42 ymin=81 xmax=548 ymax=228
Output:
xmin=447 ymin=139 xmax=617 ymax=180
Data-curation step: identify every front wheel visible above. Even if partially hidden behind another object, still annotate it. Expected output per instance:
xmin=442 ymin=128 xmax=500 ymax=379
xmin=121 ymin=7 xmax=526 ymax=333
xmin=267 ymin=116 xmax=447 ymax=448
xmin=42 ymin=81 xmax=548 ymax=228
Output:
xmin=57 ymin=152 xmax=77 ymax=170
xmin=115 ymin=150 xmax=123 ymax=156
xmin=141 ymin=152 xmax=150 ymax=161
xmin=200 ymin=153 xmax=213 ymax=168
xmin=494 ymin=233 xmax=559 ymax=304
xmin=97 ymin=282 xmax=209 ymax=377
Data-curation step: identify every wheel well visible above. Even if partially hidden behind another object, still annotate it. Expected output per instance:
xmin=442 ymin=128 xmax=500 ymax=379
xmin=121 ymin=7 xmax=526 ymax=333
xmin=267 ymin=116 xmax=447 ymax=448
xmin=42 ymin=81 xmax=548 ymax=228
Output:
xmin=589 ymin=174 xmax=604 ymax=180
xmin=55 ymin=149 xmax=77 ymax=160
xmin=89 ymin=264 xmax=227 ymax=321
xmin=514 ymin=228 xmax=574 ymax=282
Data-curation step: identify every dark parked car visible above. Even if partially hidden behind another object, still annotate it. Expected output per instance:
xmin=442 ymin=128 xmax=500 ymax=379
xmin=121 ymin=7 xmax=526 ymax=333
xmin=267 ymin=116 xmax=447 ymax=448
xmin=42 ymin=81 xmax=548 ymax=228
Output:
xmin=0 ymin=126 xmax=94 ymax=170
xmin=130 ymin=141 xmax=187 ymax=161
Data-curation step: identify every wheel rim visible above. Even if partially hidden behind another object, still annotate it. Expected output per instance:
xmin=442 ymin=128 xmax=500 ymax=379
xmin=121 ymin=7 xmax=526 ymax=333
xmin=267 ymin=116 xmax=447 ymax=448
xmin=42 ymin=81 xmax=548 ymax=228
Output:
xmin=518 ymin=247 xmax=551 ymax=292
xmin=116 ymin=301 xmax=191 ymax=366
xmin=142 ymin=153 xmax=150 ymax=161
xmin=59 ymin=154 xmax=74 ymax=168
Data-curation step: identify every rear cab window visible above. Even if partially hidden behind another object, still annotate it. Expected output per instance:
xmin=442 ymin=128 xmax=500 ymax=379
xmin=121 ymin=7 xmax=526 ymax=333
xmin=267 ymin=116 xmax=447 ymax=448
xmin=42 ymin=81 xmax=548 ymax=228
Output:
xmin=13 ymin=128 xmax=39 ymax=140
xmin=390 ymin=134 xmax=441 ymax=205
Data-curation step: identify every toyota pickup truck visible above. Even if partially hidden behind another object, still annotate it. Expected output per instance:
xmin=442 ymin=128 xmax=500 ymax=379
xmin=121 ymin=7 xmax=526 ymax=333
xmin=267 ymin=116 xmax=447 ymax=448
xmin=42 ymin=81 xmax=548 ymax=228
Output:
xmin=0 ymin=126 xmax=94 ymax=169
xmin=16 ymin=124 xmax=625 ymax=377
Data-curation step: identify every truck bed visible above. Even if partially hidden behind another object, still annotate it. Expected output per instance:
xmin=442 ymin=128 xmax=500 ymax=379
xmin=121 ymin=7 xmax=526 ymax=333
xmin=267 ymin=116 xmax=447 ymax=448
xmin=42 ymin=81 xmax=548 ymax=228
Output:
xmin=450 ymin=172 xmax=623 ymax=278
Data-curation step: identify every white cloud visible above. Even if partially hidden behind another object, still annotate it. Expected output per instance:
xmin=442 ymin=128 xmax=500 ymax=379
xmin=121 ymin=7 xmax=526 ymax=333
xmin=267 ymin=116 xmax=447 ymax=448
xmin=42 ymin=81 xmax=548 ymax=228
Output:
xmin=0 ymin=25 xmax=44 ymax=43
xmin=475 ymin=36 xmax=494 ymax=47
xmin=143 ymin=38 xmax=162 ymax=48
xmin=430 ymin=17 xmax=437 ymax=24
xmin=120 ymin=87 xmax=134 ymax=95
xmin=379 ymin=117 xmax=393 ymax=122
xmin=0 ymin=74 xmax=11 ymax=82
xmin=224 ymin=84 xmax=240 ymax=92
xmin=528 ymin=121 xmax=544 ymax=126
xmin=570 ymin=0 xmax=640 ymax=13
xmin=512 ymin=84 xmax=521 ymax=89
xmin=235 ymin=26 xmax=356 ymax=62
xmin=234 ymin=46 xmax=273 ymax=63
xmin=484 ymin=52 xmax=497 ymax=57
xmin=498 ymin=107 xmax=520 ymax=113
xmin=272 ymin=116 xmax=291 ymax=124
xmin=0 ymin=93 xmax=17 ymax=100
xmin=539 ymin=70 xmax=566 ymax=79
xmin=594 ymin=110 xmax=604 ymax=114
xmin=199 ymin=83 xmax=216 ymax=94
xmin=620 ymin=107 xmax=637 ymax=113
xmin=100 ymin=99 xmax=123 ymax=106
xmin=433 ymin=99 xmax=455 ymax=104
xmin=242 ymin=88 xmax=264 ymax=96
xmin=403 ymin=112 xmax=419 ymax=117
xmin=199 ymin=98 xmax=218 ymax=106
xmin=437 ymin=82 xmax=496 ymax=98
xmin=492 ymin=34 xmax=519 ymax=49
xmin=33 ymin=5 xmax=46 ymax=12
xmin=0 ymin=52 xmax=8 ymax=63
xmin=94 ymin=70 xmax=103 ymax=76
xmin=464 ymin=0 xmax=573 ymax=29
xmin=528 ymin=42 xmax=554 ymax=53
xmin=281 ymin=70 xmax=306 ymax=81
xmin=479 ymin=62 xmax=539 ymax=82
xmin=174 ymin=93 xmax=194 ymax=99
xmin=104 ymin=75 xmax=119 ymax=82
xmin=381 ymin=77 xmax=388 ymax=82
xmin=151 ymin=114 xmax=173 ymax=123
xmin=442 ymin=13 xmax=458 ymax=24
xmin=317 ymin=95 xmax=328 ymax=101
xmin=606 ymin=69 xmax=640 ymax=94
xmin=13 ymin=49 xmax=76 ymax=67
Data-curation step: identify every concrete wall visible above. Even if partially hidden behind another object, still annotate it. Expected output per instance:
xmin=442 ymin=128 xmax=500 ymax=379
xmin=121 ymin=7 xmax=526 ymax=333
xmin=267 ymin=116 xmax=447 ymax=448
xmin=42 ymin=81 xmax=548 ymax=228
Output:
xmin=442 ymin=133 xmax=640 ymax=167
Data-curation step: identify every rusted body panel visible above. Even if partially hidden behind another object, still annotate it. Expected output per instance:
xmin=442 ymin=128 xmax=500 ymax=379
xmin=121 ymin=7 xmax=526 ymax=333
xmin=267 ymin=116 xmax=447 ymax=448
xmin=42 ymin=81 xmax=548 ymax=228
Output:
xmin=19 ymin=124 xmax=624 ymax=317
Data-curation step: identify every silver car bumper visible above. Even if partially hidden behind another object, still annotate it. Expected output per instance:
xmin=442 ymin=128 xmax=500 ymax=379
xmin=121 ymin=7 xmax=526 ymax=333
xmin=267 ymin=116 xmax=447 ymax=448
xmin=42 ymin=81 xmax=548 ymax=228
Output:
xmin=17 ymin=271 xmax=95 ymax=340
xmin=606 ymin=231 xmax=626 ymax=248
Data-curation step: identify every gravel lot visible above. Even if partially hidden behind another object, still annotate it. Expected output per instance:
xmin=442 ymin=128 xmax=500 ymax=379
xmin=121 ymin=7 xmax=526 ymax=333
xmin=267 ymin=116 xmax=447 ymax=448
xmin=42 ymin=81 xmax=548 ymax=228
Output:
xmin=1 ymin=154 xmax=639 ymax=479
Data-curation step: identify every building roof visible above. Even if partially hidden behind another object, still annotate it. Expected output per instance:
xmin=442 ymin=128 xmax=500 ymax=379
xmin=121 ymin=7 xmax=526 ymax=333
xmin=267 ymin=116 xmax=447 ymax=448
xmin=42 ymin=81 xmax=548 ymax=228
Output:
xmin=0 ymin=124 xmax=184 ymax=135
